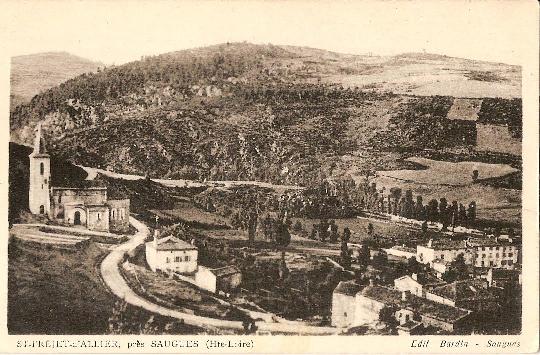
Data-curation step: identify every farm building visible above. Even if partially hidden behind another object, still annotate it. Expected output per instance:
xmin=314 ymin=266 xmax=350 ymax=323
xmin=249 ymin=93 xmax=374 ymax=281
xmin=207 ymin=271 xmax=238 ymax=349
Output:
xmin=194 ymin=265 xmax=242 ymax=294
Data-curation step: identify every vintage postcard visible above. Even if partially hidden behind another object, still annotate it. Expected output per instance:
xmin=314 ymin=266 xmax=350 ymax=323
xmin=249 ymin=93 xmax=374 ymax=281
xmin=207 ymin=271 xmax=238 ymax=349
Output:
xmin=0 ymin=0 xmax=538 ymax=353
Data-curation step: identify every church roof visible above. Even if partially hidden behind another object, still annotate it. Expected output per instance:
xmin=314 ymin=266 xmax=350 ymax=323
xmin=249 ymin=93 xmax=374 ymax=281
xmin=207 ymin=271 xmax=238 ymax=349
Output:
xmin=31 ymin=122 xmax=48 ymax=156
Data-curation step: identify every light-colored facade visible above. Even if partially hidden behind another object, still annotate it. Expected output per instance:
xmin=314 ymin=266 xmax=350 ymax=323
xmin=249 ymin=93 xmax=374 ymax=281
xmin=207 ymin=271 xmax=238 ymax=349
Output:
xmin=394 ymin=275 xmax=424 ymax=297
xmin=145 ymin=234 xmax=198 ymax=274
xmin=416 ymin=240 xmax=473 ymax=266
xmin=331 ymin=282 xmax=471 ymax=333
xmin=28 ymin=124 xmax=51 ymax=216
xmin=28 ymin=124 xmax=130 ymax=233
xmin=471 ymin=242 xmax=519 ymax=269
xmin=417 ymin=238 xmax=520 ymax=270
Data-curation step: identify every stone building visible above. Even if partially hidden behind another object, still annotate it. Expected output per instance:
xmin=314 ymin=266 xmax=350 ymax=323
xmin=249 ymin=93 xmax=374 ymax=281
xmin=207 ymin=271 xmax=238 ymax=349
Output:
xmin=331 ymin=281 xmax=471 ymax=334
xmin=28 ymin=123 xmax=130 ymax=233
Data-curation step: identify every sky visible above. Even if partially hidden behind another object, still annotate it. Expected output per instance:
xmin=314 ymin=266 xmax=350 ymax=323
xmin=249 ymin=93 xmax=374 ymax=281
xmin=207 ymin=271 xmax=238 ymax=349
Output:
xmin=1 ymin=0 xmax=536 ymax=66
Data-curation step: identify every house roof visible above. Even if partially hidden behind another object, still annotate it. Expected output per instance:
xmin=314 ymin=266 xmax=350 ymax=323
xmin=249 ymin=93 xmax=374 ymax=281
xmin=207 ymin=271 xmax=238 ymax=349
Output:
xmin=424 ymin=239 xmax=468 ymax=250
xmin=391 ymin=245 xmax=416 ymax=253
xmin=359 ymin=286 xmax=470 ymax=323
xmin=413 ymin=273 xmax=447 ymax=287
xmin=148 ymin=235 xmax=198 ymax=251
xmin=428 ymin=279 xmax=498 ymax=303
xmin=211 ymin=265 xmax=241 ymax=277
xmin=334 ymin=280 xmax=363 ymax=296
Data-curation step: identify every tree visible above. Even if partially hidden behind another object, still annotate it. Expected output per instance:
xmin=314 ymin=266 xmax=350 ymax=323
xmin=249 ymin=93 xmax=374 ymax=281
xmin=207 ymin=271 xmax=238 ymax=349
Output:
xmin=427 ymin=199 xmax=439 ymax=222
xmin=407 ymin=256 xmax=420 ymax=274
xmin=467 ymin=201 xmax=477 ymax=223
xmin=472 ymin=169 xmax=479 ymax=182
xmin=319 ymin=218 xmax=329 ymax=242
xmin=329 ymin=220 xmax=339 ymax=243
xmin=357 ymin=244 xmax=370 ymax=268
xmin=274 ymin=220 xmax=291 ymax=247
xmin=379 ymin=305 xmax=399 ymax=334
xmin=371 ymin=250 xmax=388 ymax=269
xmin=442 ymin=253 xmax=468 ymax=282
xmin=247 ymin=209 xmax=258 ymax=245
xmin=367 ymin=223 xmax=374 ymax=238
xmin=278 ymin=251 xmax=289 ymax=281
xmin=421 ymin=220 xmax=428 ymax=234
xmin=342 ymin=227 xmax=351 ymax=242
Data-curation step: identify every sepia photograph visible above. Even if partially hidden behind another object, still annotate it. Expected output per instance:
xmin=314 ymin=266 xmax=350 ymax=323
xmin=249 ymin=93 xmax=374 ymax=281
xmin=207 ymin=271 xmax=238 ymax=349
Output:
xmin=0 ymin=0 xmax=538 ymax=353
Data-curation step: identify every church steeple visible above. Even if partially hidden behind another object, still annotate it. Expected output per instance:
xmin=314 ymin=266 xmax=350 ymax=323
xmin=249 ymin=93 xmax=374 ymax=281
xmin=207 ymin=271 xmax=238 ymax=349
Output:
xmin=31 ymin=122 xmax=48 ymax=156
xmin=29 ymin=122 xmax=51 ymax=216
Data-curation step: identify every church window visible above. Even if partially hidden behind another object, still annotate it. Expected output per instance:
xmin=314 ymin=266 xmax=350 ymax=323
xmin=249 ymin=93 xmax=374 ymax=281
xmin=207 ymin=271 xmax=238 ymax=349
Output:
xmin=166 ymin=257 xmax=170 ymax=263
xmin=97 ymin=213 xmax=101 ymax=220
xmin=58 ymin=194 xmax=62 ymax=203
xmin=185 ymin=255 xmax=190 ymax=262
xmin=112 ymin=209 xmax=116 ymax=219
xmin=40 ymin=162 xmax=44 ymax=175
xmin=175 ymin=256 xmax=181 ymax=262
xmin=39 ymin=205 xmax=45 ymax=214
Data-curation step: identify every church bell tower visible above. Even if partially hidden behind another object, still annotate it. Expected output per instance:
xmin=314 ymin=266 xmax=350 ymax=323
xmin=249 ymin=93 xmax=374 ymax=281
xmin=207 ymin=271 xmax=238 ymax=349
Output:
xmin=29 ymin=123 xmax=51 ymax=216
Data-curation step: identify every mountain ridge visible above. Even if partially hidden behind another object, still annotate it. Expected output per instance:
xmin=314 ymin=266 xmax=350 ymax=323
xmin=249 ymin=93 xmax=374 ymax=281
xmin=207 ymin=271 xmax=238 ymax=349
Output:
xmin=9 ymin=42 xmax=522 ymax=188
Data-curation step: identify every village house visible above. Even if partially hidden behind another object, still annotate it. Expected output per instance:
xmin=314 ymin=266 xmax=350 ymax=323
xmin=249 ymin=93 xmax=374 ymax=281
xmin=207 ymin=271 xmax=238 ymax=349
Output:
xmin=417 ymin=238 xmax=520 ymax=270
xmin=425 ymin=279 xmax=500 ymax=314
xmin=482 ymin=268 xmax=521 ymax=288
xmin=331 ymin=280 xmax=364 ymax=328
xmin=467 ymin=238 xmax=520 ymax=269
xmin=394 ymin=273 xmax=446 ymax=297
xmin=28 ymin=123 xmax=130 ymax=233
xmin=416 ymin=239 xmax=473 ymax=266
xmin=145 ymin=231 xmax=198 ymax=274
xmin=332 ymin=281 xmax=471 ymax=334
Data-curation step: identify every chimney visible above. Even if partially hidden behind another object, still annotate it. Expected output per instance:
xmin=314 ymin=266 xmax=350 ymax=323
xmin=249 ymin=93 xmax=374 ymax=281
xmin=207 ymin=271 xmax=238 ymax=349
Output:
xmin=401 ymin=290 xmax=411 ymax=301
xmin=412 ymin=273 xmax=418 ymax=281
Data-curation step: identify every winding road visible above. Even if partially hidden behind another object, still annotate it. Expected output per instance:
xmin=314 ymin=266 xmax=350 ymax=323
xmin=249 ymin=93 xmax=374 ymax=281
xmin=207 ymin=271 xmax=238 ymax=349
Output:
xmin=100 ymin=216 xmax=337 ymax=335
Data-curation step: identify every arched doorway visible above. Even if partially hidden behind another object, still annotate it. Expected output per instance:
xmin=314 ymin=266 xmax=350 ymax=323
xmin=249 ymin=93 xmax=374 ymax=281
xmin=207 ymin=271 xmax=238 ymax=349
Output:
xmin=74 ymin=211 xmax=81 ymax=225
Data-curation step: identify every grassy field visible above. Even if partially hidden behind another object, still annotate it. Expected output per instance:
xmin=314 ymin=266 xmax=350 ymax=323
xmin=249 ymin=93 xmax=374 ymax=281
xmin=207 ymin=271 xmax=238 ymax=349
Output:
xmin=122 ymin=262 xmax=245 ymax=323
xmin=8 ymin=238 xmax=202 ymax=334
xmin=150 ymin=201 xmax=230 ymax=229
xmin=378 ymin=157 xmax=518 ymax=186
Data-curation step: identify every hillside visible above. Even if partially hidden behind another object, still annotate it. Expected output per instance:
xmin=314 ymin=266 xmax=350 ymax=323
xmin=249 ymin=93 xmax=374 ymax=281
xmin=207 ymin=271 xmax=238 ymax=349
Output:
xmin=9 ymin=43 xmax=522 ymax=188
xmin=10 ymin=52 xmax=102 ymax=108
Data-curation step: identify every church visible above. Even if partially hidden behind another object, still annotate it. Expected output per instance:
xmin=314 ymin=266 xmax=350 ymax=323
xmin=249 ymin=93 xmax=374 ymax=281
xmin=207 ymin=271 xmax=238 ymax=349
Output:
xmin=28 ymin=123 xmax=130 ymax=233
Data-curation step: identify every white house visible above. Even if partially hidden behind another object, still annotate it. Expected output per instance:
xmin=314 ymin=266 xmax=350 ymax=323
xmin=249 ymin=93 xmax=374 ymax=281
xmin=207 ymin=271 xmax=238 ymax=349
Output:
xmin=145 ymin=233 xmax=198 ymax=274
xmin=417 ymin=238 xmax=520 ymax=271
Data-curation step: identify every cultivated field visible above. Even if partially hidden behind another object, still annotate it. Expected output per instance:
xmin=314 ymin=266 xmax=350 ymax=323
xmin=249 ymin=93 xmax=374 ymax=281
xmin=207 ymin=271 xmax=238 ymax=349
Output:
xmin=377 ymin=157 xmax=518 ymax=186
